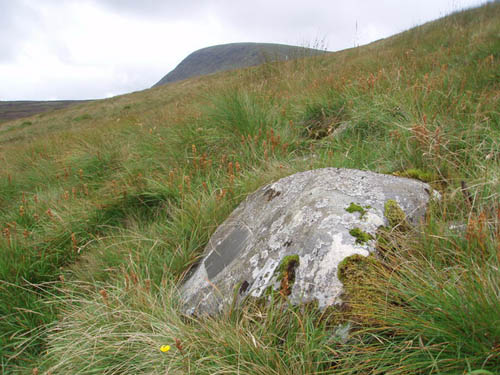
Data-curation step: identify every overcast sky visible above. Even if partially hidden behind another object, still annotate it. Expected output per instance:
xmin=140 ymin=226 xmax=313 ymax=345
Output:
xmin=0 ymin=0 xmax=488 ymax=101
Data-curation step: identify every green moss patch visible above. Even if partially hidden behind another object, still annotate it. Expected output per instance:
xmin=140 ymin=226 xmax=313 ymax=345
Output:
xmin=276 ymin=255 xmax=300 ymax=297
xmin=338 ymin=254 xmax=377 ymax=284
xmin=394 ymin=168 xmax=435 ymax=183
xmin=349 ymin=228 xmax=374 ymax=244
xmin=384 ymin=199 xmax=410 ymax=231
xmin=336 ymin=254 xmax=382 ymax=325
xmin=345 ymin=202 xmax=371 ymax=219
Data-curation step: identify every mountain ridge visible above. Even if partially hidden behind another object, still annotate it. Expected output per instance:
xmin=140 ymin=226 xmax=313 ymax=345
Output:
xmin=153 ymin=42 xmax=328 ymax=87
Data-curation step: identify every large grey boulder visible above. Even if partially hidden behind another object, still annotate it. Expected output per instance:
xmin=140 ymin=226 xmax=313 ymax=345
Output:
xmin=181 ymin=168 xmax=436 ymax=315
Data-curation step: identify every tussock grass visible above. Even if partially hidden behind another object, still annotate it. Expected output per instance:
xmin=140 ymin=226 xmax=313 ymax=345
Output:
xmin=0 ymin=2 xmax=499 ymax=373
xmin=37 ymin=275 xmax=337 ymax=374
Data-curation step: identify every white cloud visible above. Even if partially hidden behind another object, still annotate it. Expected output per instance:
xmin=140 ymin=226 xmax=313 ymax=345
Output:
xmin=0 ymin=0 xmax=490 ymax=100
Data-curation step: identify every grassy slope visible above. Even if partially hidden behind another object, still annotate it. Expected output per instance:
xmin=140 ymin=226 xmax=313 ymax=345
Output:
xmin=0 ymin=100 xmax=90 ymax=124
xmin=0 ymin=3 xmax=499 ymax=374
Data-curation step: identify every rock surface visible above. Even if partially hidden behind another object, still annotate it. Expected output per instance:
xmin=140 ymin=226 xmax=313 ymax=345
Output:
xmin=181 ymin=168 xmax=436 ymax=315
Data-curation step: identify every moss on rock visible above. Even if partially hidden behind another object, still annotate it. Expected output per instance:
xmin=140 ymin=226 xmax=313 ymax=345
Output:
xmin=275 ymin=255 xmax=300 ymax=297
xmin=394 ymin=168 xmax=435 ymax=183
xmin=337 ymin=254 xmax=377 ymax=284
xmin=349 ymin=227 xmax=373 ymax=244
xmin=384 ymin=199 xmax=410 ymax=231
xmin=345 ymin=202 xmax=371 ymax=219
xmin=336 ymin=253 xmax=382 ymax=325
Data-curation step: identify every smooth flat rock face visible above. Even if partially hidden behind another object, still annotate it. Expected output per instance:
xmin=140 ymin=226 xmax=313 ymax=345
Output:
xmin=180 ymin=168 xmax=435 ymax=315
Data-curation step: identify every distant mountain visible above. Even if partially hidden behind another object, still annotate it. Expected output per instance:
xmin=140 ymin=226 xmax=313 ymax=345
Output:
xmin=0 ymin=100 xmax=89 ymax=123
xmin=153 ymin=42 xmax=327 ymax=87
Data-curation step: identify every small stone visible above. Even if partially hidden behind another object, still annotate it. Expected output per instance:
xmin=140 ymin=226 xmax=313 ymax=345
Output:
xmin=333 ymin=322 xmax=351 ymax=344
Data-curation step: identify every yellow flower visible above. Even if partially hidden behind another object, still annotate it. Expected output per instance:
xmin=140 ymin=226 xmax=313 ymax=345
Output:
xmin=160 ymin=345 xmax=171 ymax=353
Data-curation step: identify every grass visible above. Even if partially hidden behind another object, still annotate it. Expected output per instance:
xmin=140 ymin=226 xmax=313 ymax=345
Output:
xmin=0 ymin=100 xmax=88 ymax=124
xmin=0 ymin=2 xmax=499 ymax=374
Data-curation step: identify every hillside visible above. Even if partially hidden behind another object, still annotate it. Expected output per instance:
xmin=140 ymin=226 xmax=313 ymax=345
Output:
xmin=0 ymin=3 xmax=499 ymax=374
xmin=0 ymin=100 xmax=89 ymax=124
xmin=153 ymin=42 xmax=327 ymax=87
